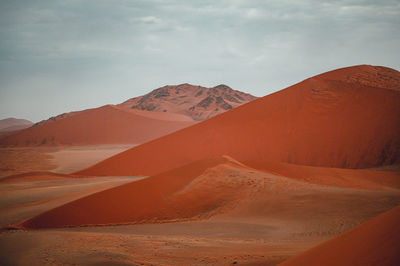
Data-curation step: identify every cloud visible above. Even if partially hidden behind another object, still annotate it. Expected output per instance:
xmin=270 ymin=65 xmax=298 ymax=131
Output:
xmin=242 ymin=8 xmax=264 ymax=19
xmin=138 ymin=16 xmax=162 ymax=24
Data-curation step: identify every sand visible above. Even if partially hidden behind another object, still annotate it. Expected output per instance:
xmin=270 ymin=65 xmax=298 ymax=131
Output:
xmin=49 ymin=145 xmax=133 ymax=174
xmin=0 ymin=222 xmax=322 ymax=265
xmin=279 ymin=205 xmax=400 ymax=266
xmin=21 ymin=157 xmax=400 ymax=230
xmin=1 ymin=156 xmax=399 ymax=265
xmin=1 ymin=161 xmax=399 ymax=264
xmin=76 ymin=65 xmax=400 ymax=177
xmin=0 ymin=148 xmax=57 ymax=178
xmin=0 ymin=174 xmax=144 ymax=227
xmin=245 ymin=160 xmax=400 ymax=190
xmin=0 ymin=145 xmax=132 ymax=178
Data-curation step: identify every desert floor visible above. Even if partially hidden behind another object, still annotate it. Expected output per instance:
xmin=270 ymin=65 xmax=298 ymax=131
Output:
xmin=0 ymin=147 xmax=399 ymax=265
xmin=0 ymin=145 xmax=133 ymax=177
xmin=49 ymin=145 xmax=134 ymax=174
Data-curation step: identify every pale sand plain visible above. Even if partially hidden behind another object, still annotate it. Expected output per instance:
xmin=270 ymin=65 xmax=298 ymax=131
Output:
xmin=49 ymin=145 xmax=134 ymax=174
xmin=0 ymin=145 xmax=133 ymax=178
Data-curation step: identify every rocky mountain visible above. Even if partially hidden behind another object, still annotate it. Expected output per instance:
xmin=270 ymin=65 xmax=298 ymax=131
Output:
xmin=119 ymin=83 xmax=257 ymax=120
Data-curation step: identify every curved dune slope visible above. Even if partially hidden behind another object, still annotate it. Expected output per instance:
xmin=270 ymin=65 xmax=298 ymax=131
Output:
xmin=0 ymin=105 xmax=195 ymax=146
xmin=279 ymin=205 xmax=400 ymax=266
xmin=21 ymin=155 xmax=400 ymax=229
xmin=77 ymin=65 xmax=400 ymax=176
xmin=21 ymin=157 xmax=241 ymax=229
xmin=246 ymin=161 xmax=400 ymax=190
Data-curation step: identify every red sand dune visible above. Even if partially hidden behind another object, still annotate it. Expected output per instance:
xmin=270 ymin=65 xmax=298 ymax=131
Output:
xmin=0 ymin=105 xmax=195 ymax=147
xmin=76 ymin=65 xmax=400 ymax=176
xmin=21 ymin=157 xmax=237 ymax=229
xmin=279 ymin=205 xmax=400 ymax=266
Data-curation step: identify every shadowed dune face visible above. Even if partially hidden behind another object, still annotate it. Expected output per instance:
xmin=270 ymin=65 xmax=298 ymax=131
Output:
xmin=21 ymin=157 xmax=232 ymax=229
xmin=0 ymin=105 xmax=195 ymax=147
xmin=278 ymin=205 xmax=400 ymax=266
xmin=20 ymin=156 xmax=400 ymax=230
xmin=76 ymin=65 xmax=400 ymax=177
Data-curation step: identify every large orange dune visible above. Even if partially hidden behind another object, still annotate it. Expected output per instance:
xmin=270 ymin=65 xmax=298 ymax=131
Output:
xmin=279 ymin=205 xmax=400 ymax=266
xmin=76 ymin=65 xmax=400 ymax=176
xmin=0 ymin=105 xmax=195 ymax=146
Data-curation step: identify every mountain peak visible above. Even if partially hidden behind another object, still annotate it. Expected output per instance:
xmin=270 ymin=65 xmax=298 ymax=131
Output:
xmin=119 ymin=84 xmax=257 ymax=120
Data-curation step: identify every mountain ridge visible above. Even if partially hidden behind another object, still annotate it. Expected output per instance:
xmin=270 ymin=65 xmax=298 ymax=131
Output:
xmin=119 ymin=83 xmax=257 ymax=120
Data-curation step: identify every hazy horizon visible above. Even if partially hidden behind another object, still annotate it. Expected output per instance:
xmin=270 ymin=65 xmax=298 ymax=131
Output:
xmin=1 ymin=0 xmax=400 ymax=122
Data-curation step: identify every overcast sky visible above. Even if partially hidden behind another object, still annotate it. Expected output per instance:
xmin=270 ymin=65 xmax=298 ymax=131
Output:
xmin=1 ymin=0 xmax=400 ymax=122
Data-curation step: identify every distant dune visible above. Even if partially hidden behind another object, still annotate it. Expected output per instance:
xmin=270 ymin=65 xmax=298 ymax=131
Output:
xmin=119 ymin=83 xmax=257 ymax=120
xmin=0 ymin=118 xmax=33 ymax=138
xmin=0 ymin=118 xmax=33 ymax=131
xmin=0 ymin=118 xmax=33 ymax=139
xmin=76 ymin=65 xmax=400 ymax=176
xmin=0 ymin=84 xmax=256 ymax=147
xmin=279 ymin=205 xmax=400 ymax=266
xmin=0 ymin=105 xmax=195 ymax=146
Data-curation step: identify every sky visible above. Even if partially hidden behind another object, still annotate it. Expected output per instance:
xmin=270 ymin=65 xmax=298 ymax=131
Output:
xmin=1 ymin=0 xmax=400 ymax=122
